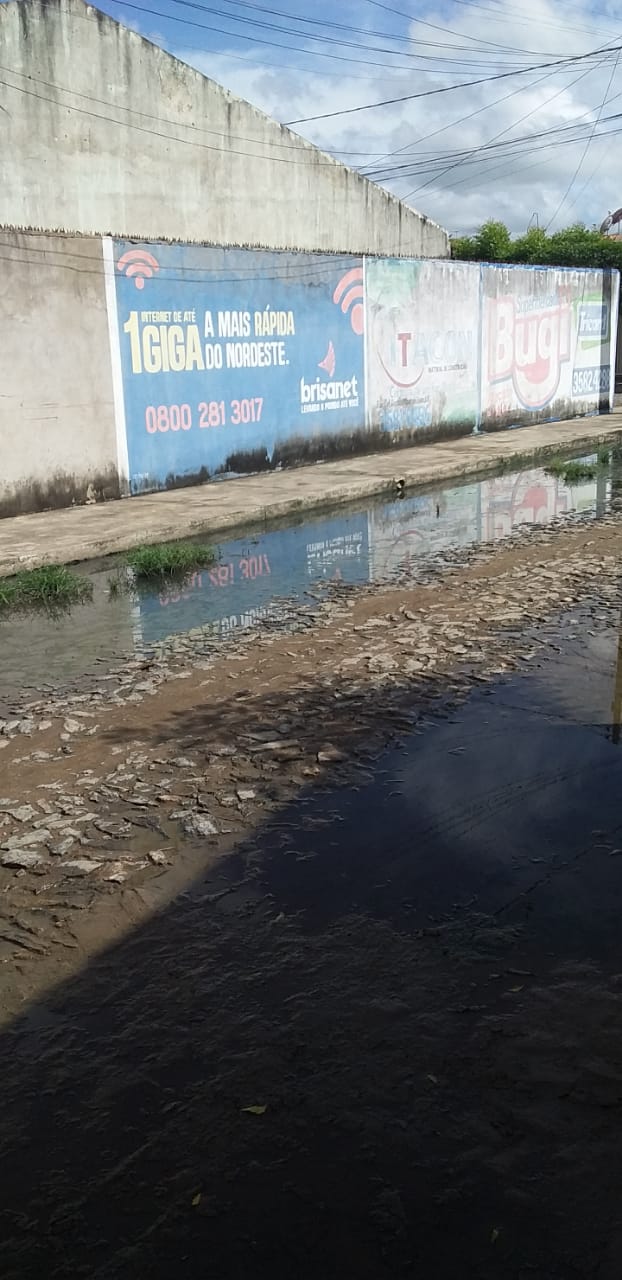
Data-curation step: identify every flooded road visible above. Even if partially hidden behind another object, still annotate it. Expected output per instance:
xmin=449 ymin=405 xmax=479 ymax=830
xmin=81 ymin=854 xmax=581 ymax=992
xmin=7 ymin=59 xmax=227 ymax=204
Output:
xmin=3 ymin=607 xmax=622 ymax=1278
xmin=3 ymin=461 xmax=622 ymax=1277
xmin=0 ymin=453 xmax=615 ymax=698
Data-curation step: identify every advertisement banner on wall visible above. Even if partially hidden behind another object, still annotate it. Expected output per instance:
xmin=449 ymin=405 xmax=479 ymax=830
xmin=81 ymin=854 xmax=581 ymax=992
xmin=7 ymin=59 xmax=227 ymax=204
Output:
xmin=365 ymin=258 xmax=480 ymax=436
xmin=107 ymin=241 xmax=366 ymax=493
xmin=480 ymin=264 xmax=619 ymax=429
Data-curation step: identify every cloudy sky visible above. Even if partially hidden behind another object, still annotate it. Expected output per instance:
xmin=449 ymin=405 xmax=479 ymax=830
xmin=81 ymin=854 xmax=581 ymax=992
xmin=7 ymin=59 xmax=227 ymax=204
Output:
xmin=100 ymin=0 xmax=622 ymax=235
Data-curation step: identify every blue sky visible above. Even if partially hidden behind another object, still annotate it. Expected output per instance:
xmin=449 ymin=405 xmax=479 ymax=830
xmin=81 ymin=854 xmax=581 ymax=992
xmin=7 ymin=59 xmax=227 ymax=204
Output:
xmin=22 ymin=0 xmax=622 ymax=233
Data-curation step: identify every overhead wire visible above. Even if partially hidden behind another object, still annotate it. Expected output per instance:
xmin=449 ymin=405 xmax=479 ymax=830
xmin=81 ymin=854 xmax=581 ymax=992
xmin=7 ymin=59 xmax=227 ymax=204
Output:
xmin=215 ymin=0 xmax=548 ymax=57
xmin=365 ymin=60 xmax=609 ymax=181
xmin=438 ymin=0 xmax=619 ymax=42
xmin=397 ymin=53 xmax=613 ymax=199
xmin=206 ymin=0 xmax=545 ymax=57
xmin=283 ymin=44 xmax=622 ymax=123
xmin=0 ymin=63 xmax=393 ymax=156
xmin=119 ymin=0 xmax=542 ymax=74
xmin=546 ymin=49 xmax=622 ymax=227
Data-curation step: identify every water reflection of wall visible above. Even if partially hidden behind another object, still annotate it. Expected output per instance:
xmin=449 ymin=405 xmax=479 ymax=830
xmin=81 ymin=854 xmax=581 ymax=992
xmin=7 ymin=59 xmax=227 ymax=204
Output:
xmin=136 ymin=511 xmax=372 ymax=647
xmin=369 ymin=483 xmax=481 ymax=578
xmin=479 ymin=465 xmax=605 ymax=541
xmin=0 ymin=573 xmax=137 ymax=697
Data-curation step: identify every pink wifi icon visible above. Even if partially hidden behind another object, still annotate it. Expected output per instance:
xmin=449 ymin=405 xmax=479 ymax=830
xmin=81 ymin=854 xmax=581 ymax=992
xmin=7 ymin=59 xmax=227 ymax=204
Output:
xmin=333 ymin=267 xmax=364 ymax=335
xmin=117 ymin=248 xmax=160 ymax=290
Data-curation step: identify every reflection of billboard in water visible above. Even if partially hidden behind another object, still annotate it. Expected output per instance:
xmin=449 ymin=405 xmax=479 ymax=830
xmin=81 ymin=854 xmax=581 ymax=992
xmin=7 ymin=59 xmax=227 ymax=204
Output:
xmin=369 ymin=483 xmax=481 ymax=578
xmin=136 ymin=511 xmax=371 ymax=646
xmin=479 ymin=465 xmax=606 ymax=540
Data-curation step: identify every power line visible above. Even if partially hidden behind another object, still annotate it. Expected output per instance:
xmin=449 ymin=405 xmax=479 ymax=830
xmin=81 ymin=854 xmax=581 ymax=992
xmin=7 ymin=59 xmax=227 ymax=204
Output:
xmin=216 ymin=0 xmax=546 ymax=57
xmin=360 ymin=62 xmax=592 ymax=175
xmin=0 ymin=63 xmax=389 ymax=157
xmin=0 ymin=240 xmax=372 ymax=284
xmin=118 ymin=0 xmax=533 ymax=75
xmin=166 ymin=0 xmax=538 ymax=67
xmin=4 ymin=53 xmax=619 ymax=188
xmin=397 ymin=56 xmax=612 ymax=199
xmin=210 ymin=0 xmax=544 ymax=58
xmin=10 ymin=2 xmax=407 ymax=82
xmin=284 ymin=45 xmax=622 ymax=124
xmin=409 ymin=0 xmax=618 ymax=42
xmin=0 ymin=71 xmax=400 ymax=168
xmin=547 ymin=50 xmax=622 ymax=228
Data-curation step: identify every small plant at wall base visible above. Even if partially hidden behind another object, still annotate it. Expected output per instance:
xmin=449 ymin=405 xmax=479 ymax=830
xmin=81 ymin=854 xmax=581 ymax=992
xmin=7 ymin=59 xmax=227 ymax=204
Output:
xmin=125 ymin=542 xmax=216 ymax=581
xmin=0 ymin=565 xmax=93 ymax=611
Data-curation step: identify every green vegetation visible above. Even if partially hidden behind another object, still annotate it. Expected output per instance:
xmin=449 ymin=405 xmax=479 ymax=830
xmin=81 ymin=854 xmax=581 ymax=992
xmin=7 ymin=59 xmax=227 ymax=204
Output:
xmin=544 ymin=451 xmax=613 ymax=484
xmin=0 ymin=565 xmax=93 ymax=612
xmin=545 ymin=459 xmax=598 ymax=484
xmin=125 ymin=541 xmax=215 ymax=581
xmin=451 ymin=220 xmax=622 ymax=269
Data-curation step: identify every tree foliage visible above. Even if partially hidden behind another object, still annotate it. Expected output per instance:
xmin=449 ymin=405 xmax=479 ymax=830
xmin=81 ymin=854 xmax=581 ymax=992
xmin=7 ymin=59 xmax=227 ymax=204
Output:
xmin=451 ymin=220 xmax=622 ymax=270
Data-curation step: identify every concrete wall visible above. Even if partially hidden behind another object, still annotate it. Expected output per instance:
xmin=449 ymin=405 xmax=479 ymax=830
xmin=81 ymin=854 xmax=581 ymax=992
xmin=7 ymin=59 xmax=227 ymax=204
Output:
xmin=0 ymin=0 xmax=448 ymax=260
xmin=0 ymin=232 xmax=119 ymax=518
xmin=0 ymin=230 xmax=617 ymax=517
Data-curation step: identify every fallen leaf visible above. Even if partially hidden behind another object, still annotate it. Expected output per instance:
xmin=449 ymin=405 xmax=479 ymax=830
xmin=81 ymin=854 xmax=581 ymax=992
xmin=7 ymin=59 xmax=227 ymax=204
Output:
xmin=241 ymin=1104 xmax=267 ymax=1116
xmin=192 ymin=1192 xmax=201 ymax=1207
xmin=426 ymin=1073 xmax=439 ymax=1085
xmin=509 ymin=985 xmax=524 ymax=993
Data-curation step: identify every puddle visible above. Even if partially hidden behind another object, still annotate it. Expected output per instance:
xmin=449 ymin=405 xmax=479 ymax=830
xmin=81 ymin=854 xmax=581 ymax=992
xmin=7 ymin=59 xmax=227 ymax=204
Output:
xmin=0 ymin=453 xmax=619 ymax=698
xmin=255 ymin=608 xmax=622 ymax=952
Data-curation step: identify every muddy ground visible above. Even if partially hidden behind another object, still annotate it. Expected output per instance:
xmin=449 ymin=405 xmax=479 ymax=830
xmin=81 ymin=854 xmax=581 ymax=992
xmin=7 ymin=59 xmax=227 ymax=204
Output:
xmin=2 ymin=514 xmax=622 ymax=1276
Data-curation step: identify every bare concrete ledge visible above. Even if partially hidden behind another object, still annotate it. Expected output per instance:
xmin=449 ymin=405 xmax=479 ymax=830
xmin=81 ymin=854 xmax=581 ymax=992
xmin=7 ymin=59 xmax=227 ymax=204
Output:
xmin=2 ymin=415 xmax=622 ymax=577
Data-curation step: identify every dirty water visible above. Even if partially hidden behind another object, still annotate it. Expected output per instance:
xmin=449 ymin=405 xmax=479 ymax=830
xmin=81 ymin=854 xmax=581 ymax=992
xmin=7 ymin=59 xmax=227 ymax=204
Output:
xmin=257 ymin=621 xmax=622 ymax=944
xmin=3 ymin=607 xmax=622 ymax=1278
xmin=0 ymin=454 xmax=617 ymax=699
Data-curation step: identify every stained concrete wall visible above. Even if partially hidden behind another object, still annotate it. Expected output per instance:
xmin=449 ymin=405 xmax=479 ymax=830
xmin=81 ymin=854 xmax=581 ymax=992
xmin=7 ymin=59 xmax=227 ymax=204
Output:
xmin=0 ymin=232 xmax=119 ymax=518
xmin=3 ymin=231 xmax=615 ymax=519
xmin=0 ymin=0 xmax=448 ymax=259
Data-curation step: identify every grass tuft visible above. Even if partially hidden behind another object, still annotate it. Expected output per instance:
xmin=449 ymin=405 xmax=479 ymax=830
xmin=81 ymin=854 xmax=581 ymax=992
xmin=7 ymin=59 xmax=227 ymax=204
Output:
xmin=545 ymin=458 xmax=598 ymax=483
xmin=0 ymin=565 xmax=93 ymax=612
xmin=125 ymin=542 xmax=215 ymax=581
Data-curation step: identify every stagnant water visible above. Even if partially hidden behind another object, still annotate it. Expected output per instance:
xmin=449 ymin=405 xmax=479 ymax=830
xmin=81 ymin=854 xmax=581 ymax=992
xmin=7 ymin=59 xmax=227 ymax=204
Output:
xmin=0 ymin=455 xmax=618 ymax=699
xmin=4 ymin=607 xmax=622 ymax=1279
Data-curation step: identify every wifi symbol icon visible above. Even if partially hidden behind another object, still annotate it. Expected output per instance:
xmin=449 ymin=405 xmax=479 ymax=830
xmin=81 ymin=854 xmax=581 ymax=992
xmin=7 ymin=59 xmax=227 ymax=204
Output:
xmin=333 ymin=267 xmax=365 ymax=335
xmin=117 ymin=248 xmax=160 ymax=290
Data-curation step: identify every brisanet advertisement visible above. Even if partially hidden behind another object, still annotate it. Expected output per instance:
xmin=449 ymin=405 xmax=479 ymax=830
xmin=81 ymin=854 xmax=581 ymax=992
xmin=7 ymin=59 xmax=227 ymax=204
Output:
xmin=365 ymin=258 xmax=480 ymax=436
xmin=480 ymin=264 xmax=619 ymax=429
xmin=108 ymin=241 xmax=366 ymax=492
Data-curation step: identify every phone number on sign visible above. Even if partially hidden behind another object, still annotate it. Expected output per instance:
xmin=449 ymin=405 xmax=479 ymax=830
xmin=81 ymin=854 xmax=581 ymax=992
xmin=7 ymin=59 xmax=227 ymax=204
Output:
xmin=144 ymin=399 xmax=264 ymax=433
xmin=572 ymin=367 xmax=610 ymax=397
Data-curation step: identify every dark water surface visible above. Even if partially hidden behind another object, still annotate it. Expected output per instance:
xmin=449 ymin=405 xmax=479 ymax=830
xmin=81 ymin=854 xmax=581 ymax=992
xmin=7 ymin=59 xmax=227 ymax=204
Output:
xmin=3 ymin=613 xmax=622 ymax=1277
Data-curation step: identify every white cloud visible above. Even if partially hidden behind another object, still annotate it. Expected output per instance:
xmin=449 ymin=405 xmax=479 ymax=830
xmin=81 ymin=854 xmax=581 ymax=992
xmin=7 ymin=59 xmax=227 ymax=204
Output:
xmin=175 ymin=0 xmax=622 ymax=236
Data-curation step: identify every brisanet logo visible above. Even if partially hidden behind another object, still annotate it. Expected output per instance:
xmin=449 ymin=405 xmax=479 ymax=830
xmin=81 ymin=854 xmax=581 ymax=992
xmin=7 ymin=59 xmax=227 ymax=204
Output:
xmin=577 ymin=301 xmax=609 ymax=341
xmin=300 ymin=373 xmax=360 ymax=414
xmin=488 ymin=297 xmax=571 ymax=410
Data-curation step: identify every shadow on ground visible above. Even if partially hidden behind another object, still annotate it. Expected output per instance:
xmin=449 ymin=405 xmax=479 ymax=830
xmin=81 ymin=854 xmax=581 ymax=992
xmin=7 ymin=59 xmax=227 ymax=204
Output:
xmin=3 ymin=669 xmax=622 ymax=1279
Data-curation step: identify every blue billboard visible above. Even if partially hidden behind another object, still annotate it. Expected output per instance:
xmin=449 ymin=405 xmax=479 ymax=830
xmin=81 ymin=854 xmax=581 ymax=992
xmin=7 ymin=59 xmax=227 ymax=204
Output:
xmin=110 ymin=242 xmax=366 ymax=492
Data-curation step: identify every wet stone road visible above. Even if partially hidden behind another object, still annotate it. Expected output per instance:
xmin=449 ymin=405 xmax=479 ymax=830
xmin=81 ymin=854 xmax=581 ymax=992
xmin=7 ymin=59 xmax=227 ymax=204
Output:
xmin=2 ymin=477 xmax=622 ymax=1277
xmin=1 ymin=633 xmax=622 ymax=1275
